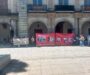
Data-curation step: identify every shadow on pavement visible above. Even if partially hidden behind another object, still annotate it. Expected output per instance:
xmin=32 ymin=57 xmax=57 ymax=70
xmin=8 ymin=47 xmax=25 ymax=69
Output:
xmin=1 ymin=59 xmax=28 ymax=75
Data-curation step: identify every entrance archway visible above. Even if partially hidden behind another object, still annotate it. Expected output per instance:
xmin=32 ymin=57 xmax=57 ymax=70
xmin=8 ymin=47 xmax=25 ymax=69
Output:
xmin=0 ymin=23 xmax=14 ymax=43
xmin=28 ymin=22 xmax=48 ymax=42
xmin=81 ymin=22 xmax=90 ymax=35
xmin=55 ymin=21 xmax=73 ymax=33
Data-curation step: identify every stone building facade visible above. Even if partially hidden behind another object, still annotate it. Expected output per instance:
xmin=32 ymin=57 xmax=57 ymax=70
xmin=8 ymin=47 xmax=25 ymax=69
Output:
xmin=0 ymin=0 xmax=90 ymax=42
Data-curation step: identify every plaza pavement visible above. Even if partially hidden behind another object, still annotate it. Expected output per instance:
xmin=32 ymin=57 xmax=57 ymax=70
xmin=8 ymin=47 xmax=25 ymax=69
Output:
xmin=0 ymin=46 xmax=90 ymax=75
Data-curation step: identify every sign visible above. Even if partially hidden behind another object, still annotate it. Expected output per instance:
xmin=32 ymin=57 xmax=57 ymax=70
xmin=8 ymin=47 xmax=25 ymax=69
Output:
xmin=55 ymin=33 xmax=64 ymax=45
xmin=56 ymin=33 xmax=75 ymax=46
xmin=13 ymin=38 xmax=29 ymax=46
xmin=36 ymin=33 xmax=75 ymax=46
xmin=36 ymin=33 xmax=55 ymax=46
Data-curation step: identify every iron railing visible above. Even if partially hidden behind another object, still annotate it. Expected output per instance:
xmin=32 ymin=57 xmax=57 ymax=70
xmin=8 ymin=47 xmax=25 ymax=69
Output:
xmin=27 ymin=5 xmax=47 ymax=12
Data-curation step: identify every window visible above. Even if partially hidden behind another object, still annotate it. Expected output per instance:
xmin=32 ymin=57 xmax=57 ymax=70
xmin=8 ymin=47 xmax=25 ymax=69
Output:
xmin=33 ymin=0 xmax=42 ymax=5
xmin=64 ymin=0 xmax=68 ymax=5
xmin=58 ymin=0 xmax=68 ymax=5
xmin=84 ymin=0 xmax=90 ymax=6
xmin=33 ymin=0 xmax=37 ymax=5
xmin=59 ymin=0 xmax=63 ymax=5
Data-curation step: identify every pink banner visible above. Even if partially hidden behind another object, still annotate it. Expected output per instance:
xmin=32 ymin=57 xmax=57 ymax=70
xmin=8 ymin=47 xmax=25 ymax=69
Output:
xmin=56 ymin=33 xmax=75 ymax=46
xmin=36 ymin=33 xmax=55 ymax=46
xmin=36 ymin=33 xmax=75 ymax=46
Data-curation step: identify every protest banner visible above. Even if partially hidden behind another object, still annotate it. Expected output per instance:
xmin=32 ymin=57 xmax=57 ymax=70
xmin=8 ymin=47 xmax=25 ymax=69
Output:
xmin=56 ymin=33 xmax=75 ymax=46
xmin=36 ymin=33 xmax=75 ymax=46
xmin=13 ymin=38 xmax=29 ymax=46
xmin=55 ymin=33 xmax=64 ymax=45
xmin=36 ymin=33 xmax=55 ymax=46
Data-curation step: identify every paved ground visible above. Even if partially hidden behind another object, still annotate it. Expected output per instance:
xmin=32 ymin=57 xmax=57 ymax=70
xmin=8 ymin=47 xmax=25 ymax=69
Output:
xmin=0 ymin=46 xmax=90 ymax=75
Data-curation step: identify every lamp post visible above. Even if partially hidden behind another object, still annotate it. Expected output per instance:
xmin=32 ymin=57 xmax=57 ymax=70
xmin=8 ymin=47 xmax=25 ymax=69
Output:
xmin=77 ymin=18 xmax=80 ymax=37
xmin=77 ymin=16 xmax=81 ymax=45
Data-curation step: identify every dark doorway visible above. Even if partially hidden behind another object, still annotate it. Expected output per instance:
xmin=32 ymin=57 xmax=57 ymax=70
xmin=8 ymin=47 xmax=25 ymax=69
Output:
xmin=82 ymin=22 xmax=90 ymax=35
xmin=34 ymin=29 xmax=43 ymax=34
xmin=55 ymin=22 xmax=63 ymax=33
xmin=55 ymin=21 xmax=73 ymax=33
xmin=29 ymin=22 xmax=47 ymax=40
xmin=68 ymin=29 xmax=73 ymax=33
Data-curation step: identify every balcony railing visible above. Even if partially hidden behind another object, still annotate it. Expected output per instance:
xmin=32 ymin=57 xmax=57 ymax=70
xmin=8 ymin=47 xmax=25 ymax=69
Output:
xmin=82 ymin=6 xmax=90 ymax=11
xmin=27 ymin=5 xmax=47 ymax=12
xmin=55 ymin=5 xmax=75 ymax=11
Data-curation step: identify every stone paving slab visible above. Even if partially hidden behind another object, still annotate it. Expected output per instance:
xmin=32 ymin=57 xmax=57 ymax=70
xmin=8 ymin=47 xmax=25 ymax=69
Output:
xmin=0 ymin=47 xmax=90 ymax=75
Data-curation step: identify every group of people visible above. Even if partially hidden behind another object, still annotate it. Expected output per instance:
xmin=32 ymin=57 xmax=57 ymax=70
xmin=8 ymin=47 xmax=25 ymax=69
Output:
xmin=30 ymin=34 xmax=90 ymax=46
xmin=75 ymin=34 xmax=90 ymax=46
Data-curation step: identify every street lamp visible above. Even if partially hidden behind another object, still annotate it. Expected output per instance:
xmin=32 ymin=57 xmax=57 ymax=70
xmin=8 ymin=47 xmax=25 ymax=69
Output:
xmin=77 ymin=17 xmax=81 ymax=45
xmin=77 ymin=18 xmax=80 ymax=37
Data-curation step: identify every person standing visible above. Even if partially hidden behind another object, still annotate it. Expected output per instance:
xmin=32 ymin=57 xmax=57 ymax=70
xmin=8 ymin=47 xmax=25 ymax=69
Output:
xmin=31 ymin=36 xmax=35 ymax=46
xmin=79 ymin=34 xmax=85 ymax=46
xmin=87 ymin=35 xmax=90 ymax=46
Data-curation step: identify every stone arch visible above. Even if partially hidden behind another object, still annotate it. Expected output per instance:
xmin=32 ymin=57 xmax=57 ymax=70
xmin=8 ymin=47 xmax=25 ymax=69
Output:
xmin=28 ymin=21 xmax=48 ymax=42
xmin=55 ymin=21 xmax=74 ymax=33
xmin=28 ymin=18 xmax=48 ymax=29
xmin=80 ymin=18 xmax=90 ymax=32
xmin=81 ymin=21 xmax=90 ymax=35
xmin=54 ymin=18 xmax=74 ymax=29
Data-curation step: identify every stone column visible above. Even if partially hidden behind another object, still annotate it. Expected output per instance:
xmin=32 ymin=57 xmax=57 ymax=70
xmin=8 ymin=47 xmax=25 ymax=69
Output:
xmin=18 ymin=0 xmax=28 ymax=37
xmin=75 ymin=13 xmax=82 ymax=35
xmin=74 ymin=18 xmax=78 ymax=35
xmin=47 ymin=13 xmax=56 ymax=33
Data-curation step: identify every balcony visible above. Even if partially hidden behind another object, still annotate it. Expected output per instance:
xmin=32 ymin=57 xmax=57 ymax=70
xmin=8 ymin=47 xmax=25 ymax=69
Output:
xmin=27 ymin=5 xmax=47 ymax=12
xmin=55 ymin=5 xmax=75 ymax=12
xmin=82 ymin=6 xmax=90 ymax=12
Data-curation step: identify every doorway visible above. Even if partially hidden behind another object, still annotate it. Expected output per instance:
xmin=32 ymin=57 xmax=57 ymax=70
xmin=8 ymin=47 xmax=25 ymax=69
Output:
xmin=55 ymin=21 xmax=73 ymax=33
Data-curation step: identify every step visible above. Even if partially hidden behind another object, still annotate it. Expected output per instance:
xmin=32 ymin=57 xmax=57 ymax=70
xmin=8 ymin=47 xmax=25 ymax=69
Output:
xmin=0 ymin=55 xmax=11 ymax=71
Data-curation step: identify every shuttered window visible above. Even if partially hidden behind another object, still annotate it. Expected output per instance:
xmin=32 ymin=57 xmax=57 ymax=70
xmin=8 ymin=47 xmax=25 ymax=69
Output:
xmin=64 ymin=0 xmax=68 ymax=5
xmin=58 ymin=0 xmax=68 ymax=5
xmin=84 ymin=0 xmax=90 ymax=6
xmin=33 ymin=0 xmax=42 ymax=5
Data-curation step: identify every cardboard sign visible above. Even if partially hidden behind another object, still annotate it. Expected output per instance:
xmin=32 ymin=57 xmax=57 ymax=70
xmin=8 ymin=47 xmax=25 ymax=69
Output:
xmin=13 ymin=38 xmax=29 ymax=46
